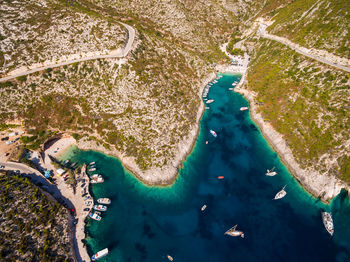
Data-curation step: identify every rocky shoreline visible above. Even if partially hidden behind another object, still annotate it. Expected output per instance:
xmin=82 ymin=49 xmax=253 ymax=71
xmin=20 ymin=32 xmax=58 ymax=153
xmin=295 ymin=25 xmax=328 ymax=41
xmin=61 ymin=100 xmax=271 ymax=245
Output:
xmin=233 ymin=76 xmax=348 ymax=202
xmin=77 ymin=72 xmax=217 ymax=187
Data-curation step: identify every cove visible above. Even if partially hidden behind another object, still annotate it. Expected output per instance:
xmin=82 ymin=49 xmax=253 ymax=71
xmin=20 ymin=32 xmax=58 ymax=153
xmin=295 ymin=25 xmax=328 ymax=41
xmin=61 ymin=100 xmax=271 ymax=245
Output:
xmin=63 ymin=73 xmax=350 ymax=262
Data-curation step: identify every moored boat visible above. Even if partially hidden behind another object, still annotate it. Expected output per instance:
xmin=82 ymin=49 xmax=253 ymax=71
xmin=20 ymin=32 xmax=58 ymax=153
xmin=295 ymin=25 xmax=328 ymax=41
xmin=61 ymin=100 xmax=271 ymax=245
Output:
xmin=201 ymin=205 xmax=207 ymax=211
xmin=218 ymin=176 xmax=224 ymax=179
xmin=225 ymin=225 xmax=244 ymax=238
xmin=266 ymin=167 xmax=277 ymax=176
xmin=93 ymin=204 xmax=107 ymax=211
xmin=89 ymin=161 xmax=95 ymax=165
xmin=97 ymin=198 xmax=111 ymax=205
xmin=91 ymin=176 xmax=104 ymax=184
xmin=273 ymin=185 xmax=287 ymax=200
xmin=89 ymin=168 xmax=96 ymax=172
xmin=322 ymin=212 xmax=334 ymax=236
xmin=210 ymin=129 xmax=217 ymax=137
xmin=240 ymin=107 xmax=249 ymax=111
xmin=91 ymin=248 xmax=108 ymax=261
xmin=167 ymin=255 xmax=173 ymax=261
xmin=89 ymin=212 xmax=101 ymax=221
xmin=206 ymin=99 xmax=214 ymax=104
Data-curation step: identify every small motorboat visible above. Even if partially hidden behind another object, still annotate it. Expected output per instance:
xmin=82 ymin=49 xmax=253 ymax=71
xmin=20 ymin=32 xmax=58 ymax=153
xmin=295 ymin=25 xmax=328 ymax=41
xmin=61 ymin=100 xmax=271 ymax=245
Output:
xmin=206 ymin=99 xmax=214 ymax=104
xmin=273 ymin=185 xmax=287 ymax=200
xmin=218 ymin=176 xmax=224 ymax=179
xmin=225 ymin=225 xmax=244 ymax=238
xmin=240 ymin=107 xmax=249 ymax=111
xmin=201 ymin=205 xmax=207 ymax=211
xmin=89 ymin=161 xmax=95 ymax=165
xmin=89 ymin=168 xmax=96 ymax=172
xmin=210 ymin=130 xmax=217 ymax=137
xmin=205 ymin=141 xmax=208 ymax=144
xmin=266 ymin=167 xmax=277 ymax=176
xmin=167 ymin=255 xmax=173 ymax=261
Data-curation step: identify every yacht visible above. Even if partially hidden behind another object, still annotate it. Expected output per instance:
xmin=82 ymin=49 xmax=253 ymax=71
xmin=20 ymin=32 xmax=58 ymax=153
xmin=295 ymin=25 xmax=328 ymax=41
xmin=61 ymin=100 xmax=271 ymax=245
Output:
xmin=240 ymin=107 xmax=249 ymax=111
xmin=273 ymin=185 xmax=287 ymax=200
xmin=91 ymin=248 xmax=108 ymax=261
xmin=93 ymin=204 xmax=107 ymax=211
xmin=225 ymin=225 xmax=244 ymax=238
xmin=322 ymin=212 xmax=334 ymax=236
xmin=210 ymin=130 xmax=217 ymax=137
xmin=89 ymin=212 xmax=101 ymax=221
xmin=97 ymin=198 xmax=111 ymax=205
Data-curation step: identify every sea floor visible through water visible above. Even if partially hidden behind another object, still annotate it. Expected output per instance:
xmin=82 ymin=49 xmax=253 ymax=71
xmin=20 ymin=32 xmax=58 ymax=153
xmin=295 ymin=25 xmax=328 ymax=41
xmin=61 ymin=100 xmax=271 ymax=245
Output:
xmin=62 ymin=73 xmax=350 ymax=262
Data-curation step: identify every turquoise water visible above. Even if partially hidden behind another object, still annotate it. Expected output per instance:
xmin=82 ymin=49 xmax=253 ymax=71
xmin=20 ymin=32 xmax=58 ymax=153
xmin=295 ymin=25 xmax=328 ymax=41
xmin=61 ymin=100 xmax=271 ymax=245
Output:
xmin=64 ymin=73 xmax=350 ymax=261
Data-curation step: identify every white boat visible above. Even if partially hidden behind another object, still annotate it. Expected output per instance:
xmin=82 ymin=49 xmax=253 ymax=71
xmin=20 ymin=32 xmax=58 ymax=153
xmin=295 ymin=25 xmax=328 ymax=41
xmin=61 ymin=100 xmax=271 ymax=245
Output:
xmin=91 ymin=248 xmax=108 ymax=261
xmin=167 ymin=255 xmax=173 ymax=261
xmin=266 ymin=167 xmax=277 ymax=176
xmin=89 ymin=161 xmax=95 ymax=165
xmin=206 ymin=99 xmax=214 ymax=104
xmin=322 ymin=212 xmax=334 ymax=236
xmin=201 ymin=205 xmax=207 ymax=211
xmin=205 ymin=107 xmax=210 ymax=109
xmin=224 ymin=225 xmax=244 ymax=238
xmin=228 ymin=88 xmax=233 ymax=90
xmin=88 ymin=168 xmax=96 ymax=172
xmin=91 ymin=176 xmax=104 ymax=184
xmin=273 ymin=185 xmax=287 ymax=200
xmin=240 ymin=107 xmax=249 ymax=111
xmin=93 ymin=204 xmax=107 ymax=211
xmin=89 ymin=212 xmax=101 ymax=221
xmin=210 ymin=130 xmax=217 ymax=137
xmin=97 ymin=198 xmax=111 ymax=205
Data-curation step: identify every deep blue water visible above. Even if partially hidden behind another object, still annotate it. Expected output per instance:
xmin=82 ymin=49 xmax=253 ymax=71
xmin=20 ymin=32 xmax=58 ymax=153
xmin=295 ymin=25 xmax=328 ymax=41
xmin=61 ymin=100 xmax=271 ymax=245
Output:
xmin=63 ymin=73 xmax=350 ymax=262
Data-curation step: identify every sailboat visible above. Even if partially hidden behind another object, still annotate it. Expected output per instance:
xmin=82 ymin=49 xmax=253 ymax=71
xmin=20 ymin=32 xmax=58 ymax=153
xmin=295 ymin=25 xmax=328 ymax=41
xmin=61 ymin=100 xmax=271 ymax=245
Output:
xmin=266 ymin=167 xmax=277 ymax=176
xmin=224 ymin=225 xmax=244 ymax=238
xmin=322 ymin=211 xmax=334 ymax=236
xmin=273 ymin=185 xmax=287 ymax=200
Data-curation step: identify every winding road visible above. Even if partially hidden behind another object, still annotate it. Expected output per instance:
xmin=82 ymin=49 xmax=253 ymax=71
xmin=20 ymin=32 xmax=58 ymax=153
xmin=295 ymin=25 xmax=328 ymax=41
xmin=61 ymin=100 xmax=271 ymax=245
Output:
xmin=0 ymin=22 xmax=135 ymax=83
xmin=258 ymin=23 xmax=350 ymax=73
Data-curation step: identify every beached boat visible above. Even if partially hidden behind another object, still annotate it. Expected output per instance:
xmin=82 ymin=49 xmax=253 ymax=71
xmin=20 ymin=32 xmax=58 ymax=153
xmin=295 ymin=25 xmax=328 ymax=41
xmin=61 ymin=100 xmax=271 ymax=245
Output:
xmin=206 ymin=99 xmax=214 ymax=104
xmin=322 ymin=212 xmax=334 ymax=236
xmin=97 ymin=198 xmax=111 ymax=205
xmin=89 ymin=212 xmax=101 ymax=221
xmin=266 ymin=167 xmax=277 ymax=176
xmin=274 ymin=185 xmax=287 ymax=200
xmin=93 ymin=204 xmax=107 ymax=211
xmin=240 ymin=107 xmax=249 ymax=111
xmin=91 ymin=248 xmax=108 ymax=261
xmin=210 ymin=129 xmax=217 ymax=137
xmin=225 ymin=225 xmax=244 ymax=238
xmin=167 ymin=255 xmax=173 ymax=261
xmin=201 ymin=205 xmax=207 ymax=211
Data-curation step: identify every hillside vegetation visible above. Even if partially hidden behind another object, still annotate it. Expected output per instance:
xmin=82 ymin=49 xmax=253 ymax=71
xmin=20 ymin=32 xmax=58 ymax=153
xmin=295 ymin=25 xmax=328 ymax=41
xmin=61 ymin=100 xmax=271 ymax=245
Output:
xmin=0 ymin=171 xmax=73 ymax=261
xmin=248 ymin=39 xmax=350 ymax=182
xmin=268 ymin=0 xmax=350 ymax=59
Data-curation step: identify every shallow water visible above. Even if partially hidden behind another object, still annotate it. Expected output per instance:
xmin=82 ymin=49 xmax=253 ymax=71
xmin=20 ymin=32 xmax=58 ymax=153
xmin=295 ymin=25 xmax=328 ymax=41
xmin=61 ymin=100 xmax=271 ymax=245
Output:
xmin=63 ymin=73 xmax=350 ymax=262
